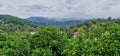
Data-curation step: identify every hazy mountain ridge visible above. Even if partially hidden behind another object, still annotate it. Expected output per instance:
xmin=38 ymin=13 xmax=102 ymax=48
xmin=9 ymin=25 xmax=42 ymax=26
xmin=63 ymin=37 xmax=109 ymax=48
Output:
xmin=27 ymin=17 xmax=87 ymax=26
xmin=0 ymin=15 xmax=87 ymax=27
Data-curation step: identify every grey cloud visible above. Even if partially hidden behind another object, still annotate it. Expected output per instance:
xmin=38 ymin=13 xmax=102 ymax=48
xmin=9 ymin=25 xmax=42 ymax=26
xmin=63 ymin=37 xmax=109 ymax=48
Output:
xmin=0 ymin=0 xmax=5 ymax=8
xmin=0 ymin=0 xmax=120 ymax=19
xmin=22 ymin=5 xmax=53 ymax=12
xmin=65 ymin=0 xmax=72 ymax=4
xmin=0 ymin=0 xmax=14 ymax=9
xmin=0 ymin=4 xmax=3 ymax=8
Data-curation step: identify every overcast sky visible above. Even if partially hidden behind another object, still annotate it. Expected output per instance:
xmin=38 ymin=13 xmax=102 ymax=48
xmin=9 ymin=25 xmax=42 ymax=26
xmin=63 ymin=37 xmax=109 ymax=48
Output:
xmin=0 ymin=0 xmax=120 ymax=19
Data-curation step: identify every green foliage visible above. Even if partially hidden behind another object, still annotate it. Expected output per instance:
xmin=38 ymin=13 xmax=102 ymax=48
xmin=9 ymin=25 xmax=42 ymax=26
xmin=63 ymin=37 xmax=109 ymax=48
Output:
xmin=30 ymin=27 xmax=68 ymax=56
xmin=0 ymin=15 xmax=36 ymax=26
xmin=0 ymin=15 xmax=120 ymax=56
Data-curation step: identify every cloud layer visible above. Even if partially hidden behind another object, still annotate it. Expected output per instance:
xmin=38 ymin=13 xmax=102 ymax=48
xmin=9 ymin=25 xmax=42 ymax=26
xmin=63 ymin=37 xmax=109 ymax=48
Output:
xmin=0 ymin=0 xmax=120 ymax=19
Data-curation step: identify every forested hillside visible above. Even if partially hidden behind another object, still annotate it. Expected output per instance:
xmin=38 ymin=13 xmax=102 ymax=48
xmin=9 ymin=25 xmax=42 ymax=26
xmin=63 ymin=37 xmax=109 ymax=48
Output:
xmin=0 ymin=15 xmax=42 ymax=33
xmin=0 ymin=15 xmax=36 ymax=26
xmin=0 ymin=15 xmax=120 ymax=56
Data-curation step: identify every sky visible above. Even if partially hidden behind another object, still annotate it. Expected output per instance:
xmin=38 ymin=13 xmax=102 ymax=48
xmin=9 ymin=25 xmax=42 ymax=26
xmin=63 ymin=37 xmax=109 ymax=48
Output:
xmin=0 ymin=0 xmax=120 ymax=19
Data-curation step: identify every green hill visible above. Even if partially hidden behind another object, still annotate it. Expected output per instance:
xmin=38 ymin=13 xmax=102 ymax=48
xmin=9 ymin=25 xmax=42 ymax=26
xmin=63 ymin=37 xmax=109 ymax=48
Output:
xmin=0 ymin=15 xmax=39 ymax=33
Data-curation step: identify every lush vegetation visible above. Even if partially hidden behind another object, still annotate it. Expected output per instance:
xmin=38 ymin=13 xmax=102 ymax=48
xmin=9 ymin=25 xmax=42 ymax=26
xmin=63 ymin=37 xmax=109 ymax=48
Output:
xmin=0 ymin=15 xmax=120 ymax=56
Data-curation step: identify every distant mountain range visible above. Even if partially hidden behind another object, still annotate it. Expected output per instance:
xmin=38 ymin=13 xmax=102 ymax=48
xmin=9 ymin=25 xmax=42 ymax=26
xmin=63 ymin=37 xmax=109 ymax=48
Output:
xmin=0 ymin=15 xmax=88 ymax=27
xmin=27 ymin=17 xmax=87 ymax=26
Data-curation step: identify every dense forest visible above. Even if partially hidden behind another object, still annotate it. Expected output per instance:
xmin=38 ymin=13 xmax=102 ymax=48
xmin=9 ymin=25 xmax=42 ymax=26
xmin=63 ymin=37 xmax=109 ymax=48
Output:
xmin=0 ymin=15 xmax=120 ymax=56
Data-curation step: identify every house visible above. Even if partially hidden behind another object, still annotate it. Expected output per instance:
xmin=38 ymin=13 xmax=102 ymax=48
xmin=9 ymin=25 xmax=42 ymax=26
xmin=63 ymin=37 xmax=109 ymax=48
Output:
xmin=101 ymin=22 xmax=106 ymax=26
xmin=30 ymin=31 xmax=37 ymax=35
xmin=73 ymin=32 xmax=79 ymax=39
xmin=91 ymin=24 xmax=97 ymax=28
xmin=94 ymin=38 xmax=97 ymax=41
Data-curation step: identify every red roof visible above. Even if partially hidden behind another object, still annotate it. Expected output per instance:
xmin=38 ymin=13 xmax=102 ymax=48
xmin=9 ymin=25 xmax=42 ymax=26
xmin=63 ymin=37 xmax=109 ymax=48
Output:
xmin=74 ymin=32 xmax=79 ymax=35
